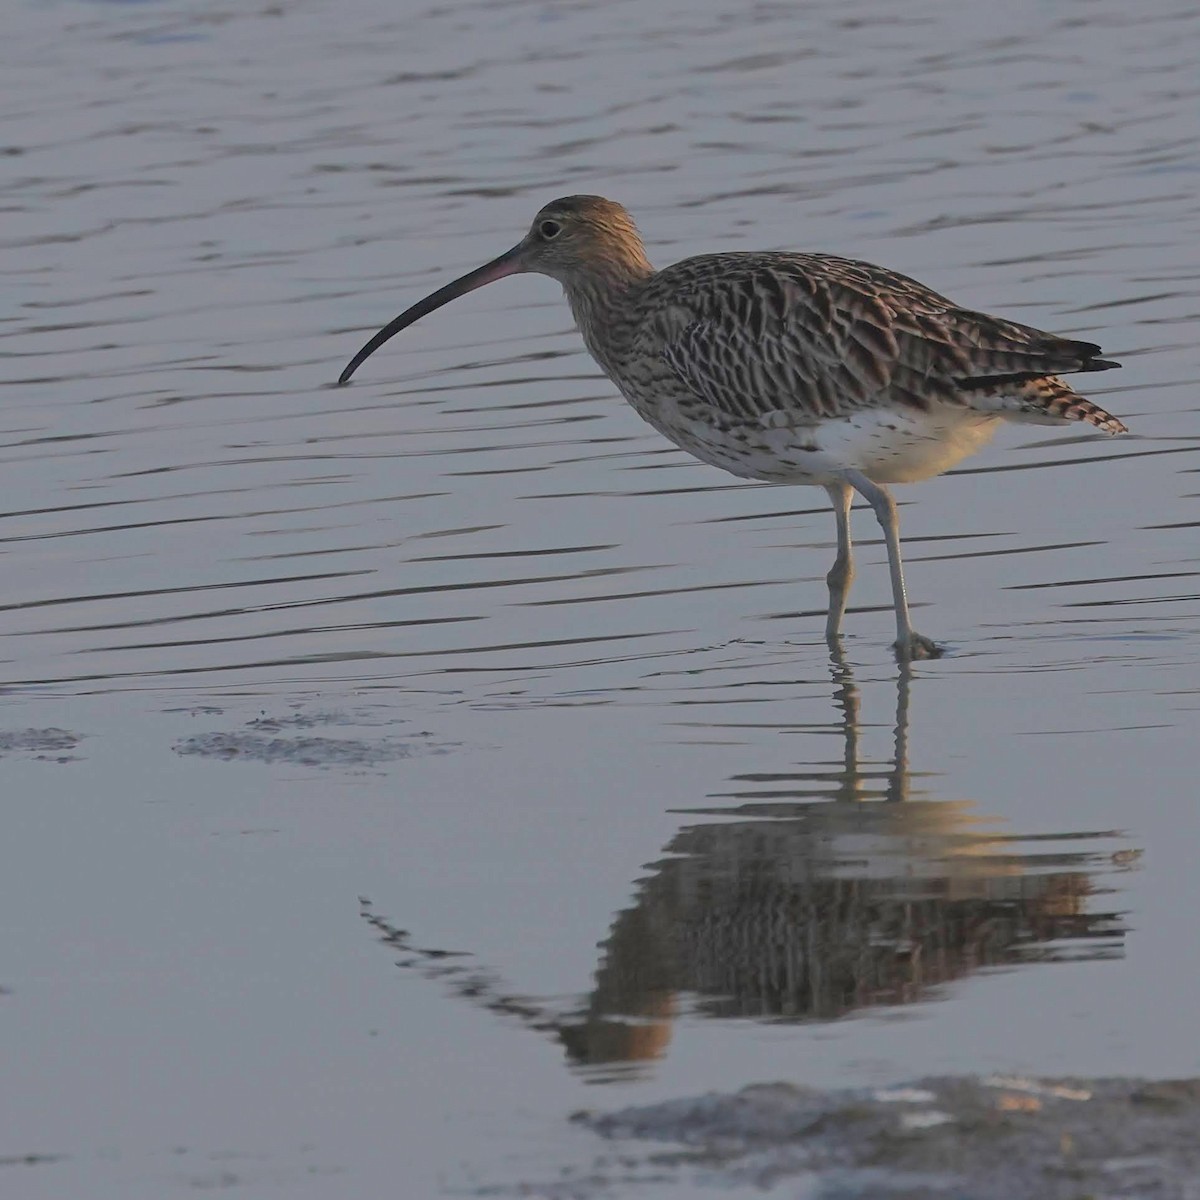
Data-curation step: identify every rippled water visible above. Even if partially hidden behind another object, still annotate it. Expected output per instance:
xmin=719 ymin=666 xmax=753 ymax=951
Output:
xmin=2 ymin=0 xmax=1198 ymax=1195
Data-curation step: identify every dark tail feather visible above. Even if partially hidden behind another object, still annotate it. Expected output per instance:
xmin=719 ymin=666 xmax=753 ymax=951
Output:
xmin=961 ymin=342 xmax=1121 ymax=391
xmin=1069 ymin=341 xmax=1122 ymax=373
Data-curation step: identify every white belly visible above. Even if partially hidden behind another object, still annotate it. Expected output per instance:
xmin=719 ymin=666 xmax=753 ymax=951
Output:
xmin=650 ymin=404 xmax=1001 ymax=486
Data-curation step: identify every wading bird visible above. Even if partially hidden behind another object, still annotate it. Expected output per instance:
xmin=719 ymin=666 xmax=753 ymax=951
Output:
xmin=339 ymin=196 xmax=1127 ymax=659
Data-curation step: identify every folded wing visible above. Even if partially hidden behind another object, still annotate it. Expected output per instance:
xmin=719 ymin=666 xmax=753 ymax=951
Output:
xmin=646 ymin=252 xmax=1119 ymax=427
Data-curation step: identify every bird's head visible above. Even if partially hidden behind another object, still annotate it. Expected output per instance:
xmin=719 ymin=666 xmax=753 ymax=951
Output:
xmin=338 ymin=195 xmax=650 ymax=384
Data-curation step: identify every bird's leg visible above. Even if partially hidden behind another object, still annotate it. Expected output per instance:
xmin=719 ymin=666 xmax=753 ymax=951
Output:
xmin=841 ymin=470 xmax=943 ymax=661
xmin=823 ymin=482 xmax=855 ymax=645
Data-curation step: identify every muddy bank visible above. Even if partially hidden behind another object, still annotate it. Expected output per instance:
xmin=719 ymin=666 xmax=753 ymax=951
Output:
xmin=569 ymin=1075 xmax=1200 ymax=1198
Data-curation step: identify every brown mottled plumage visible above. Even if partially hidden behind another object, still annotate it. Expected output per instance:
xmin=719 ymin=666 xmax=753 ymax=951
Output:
xmin=339 ymin=195 xmax=1128 ymax=658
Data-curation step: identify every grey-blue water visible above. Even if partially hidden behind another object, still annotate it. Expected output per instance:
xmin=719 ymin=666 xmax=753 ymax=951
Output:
xmin=2 ymin=0 xmax=1197 ymax=1195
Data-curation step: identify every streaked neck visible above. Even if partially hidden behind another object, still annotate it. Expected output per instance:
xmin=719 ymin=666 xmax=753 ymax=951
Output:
xmin=563 ymin=256 xmax=655 ymax=369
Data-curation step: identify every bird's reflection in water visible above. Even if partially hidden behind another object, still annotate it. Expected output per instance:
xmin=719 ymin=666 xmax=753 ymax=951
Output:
xmin=363 ymin=647 xmax=1135 ymax=1081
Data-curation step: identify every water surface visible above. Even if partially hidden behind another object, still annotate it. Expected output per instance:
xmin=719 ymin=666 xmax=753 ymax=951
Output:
xmin=1 ymin=0 xmax=1197 ymax=1195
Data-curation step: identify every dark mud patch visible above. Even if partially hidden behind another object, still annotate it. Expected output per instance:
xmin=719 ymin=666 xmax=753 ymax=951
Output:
xmin=174 ymin=728 xmax=450 ymax=771
xmin=173 ymin=703 xmax=455 ymax=771
xmin=560 ymin=1076 xmax=1200 ymax=1199
xmin=0 ymin=1152 xmax=65 ymax=1168
xmin=0 ymin=728 xmax=83 ymax=762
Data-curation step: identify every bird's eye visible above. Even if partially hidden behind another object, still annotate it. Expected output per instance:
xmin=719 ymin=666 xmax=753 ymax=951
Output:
xmin=539 ymin=219 xmax=562 ymax=239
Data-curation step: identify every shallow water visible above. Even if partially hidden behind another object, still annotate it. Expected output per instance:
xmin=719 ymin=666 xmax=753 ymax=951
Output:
xmin=1 ymin=0 xmax=1198 ymax=1195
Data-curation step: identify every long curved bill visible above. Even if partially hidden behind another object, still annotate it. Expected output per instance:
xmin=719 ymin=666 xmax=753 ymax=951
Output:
xmin=338 ymin=243 xmax=525 ymax=385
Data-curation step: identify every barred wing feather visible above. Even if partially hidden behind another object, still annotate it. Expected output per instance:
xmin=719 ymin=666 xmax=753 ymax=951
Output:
xmin=647 ymin=254 xmax=1118 ymax=426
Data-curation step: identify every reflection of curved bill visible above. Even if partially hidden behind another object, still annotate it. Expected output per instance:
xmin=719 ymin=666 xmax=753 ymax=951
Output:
xmin=363 ymin=651 xmax=1137 ymax=1080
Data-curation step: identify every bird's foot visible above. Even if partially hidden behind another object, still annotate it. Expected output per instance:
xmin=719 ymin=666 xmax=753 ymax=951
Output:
xmin=893 ymin=632 xmax=945 ymax=661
